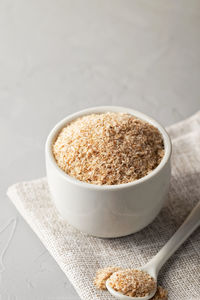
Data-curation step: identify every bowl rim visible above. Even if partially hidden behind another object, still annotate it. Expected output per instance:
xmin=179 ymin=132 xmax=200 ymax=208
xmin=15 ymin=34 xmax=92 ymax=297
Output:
xmin=45 ymin=106 xmax=172 ymax=191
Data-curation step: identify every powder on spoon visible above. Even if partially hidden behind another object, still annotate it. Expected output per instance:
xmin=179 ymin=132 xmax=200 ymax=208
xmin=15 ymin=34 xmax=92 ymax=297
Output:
xmin=53 ymin=112 xmax=164 ymax=185
xmin=107 ymin=269 xmax=156 ymax=297
xmin=94 ymin=267 xmax=168 ymax=300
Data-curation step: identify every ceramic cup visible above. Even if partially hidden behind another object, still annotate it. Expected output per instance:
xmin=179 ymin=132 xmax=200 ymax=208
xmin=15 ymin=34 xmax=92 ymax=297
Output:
xmin=45 ymin=106 xmax=172 ymax=238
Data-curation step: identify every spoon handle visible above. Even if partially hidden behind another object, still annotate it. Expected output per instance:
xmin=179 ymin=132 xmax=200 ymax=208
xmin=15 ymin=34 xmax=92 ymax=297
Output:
xmin=146 ymin=201 xmax=200 ymax=276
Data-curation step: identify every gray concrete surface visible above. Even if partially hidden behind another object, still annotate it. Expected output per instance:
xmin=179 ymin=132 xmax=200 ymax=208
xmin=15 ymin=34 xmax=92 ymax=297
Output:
xmin=0 ymin=0 xmax=199 ymax=299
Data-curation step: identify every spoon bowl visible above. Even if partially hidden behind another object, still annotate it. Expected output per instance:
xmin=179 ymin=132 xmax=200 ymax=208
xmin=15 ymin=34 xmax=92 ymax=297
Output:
xmin=106 ymin=277 xmax=157 ymax=300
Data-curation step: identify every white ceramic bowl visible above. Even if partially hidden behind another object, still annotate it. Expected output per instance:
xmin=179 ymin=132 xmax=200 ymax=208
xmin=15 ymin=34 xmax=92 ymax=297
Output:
xmin=45 ymin=106 xmax=172 ymax=238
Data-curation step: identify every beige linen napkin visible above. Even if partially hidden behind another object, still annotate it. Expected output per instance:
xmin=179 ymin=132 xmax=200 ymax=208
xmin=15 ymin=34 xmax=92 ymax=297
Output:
xmin=7 ymin=112 xmax=200 ymax=300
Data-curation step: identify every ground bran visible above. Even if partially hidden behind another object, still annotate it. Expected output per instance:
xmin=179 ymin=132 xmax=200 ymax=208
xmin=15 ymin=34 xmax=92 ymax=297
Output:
xmin=53 ymin=112 xmax=164 ymax=185
xmin=94 ymin=267 xmax=168 ymax=299
xmin=94 ymin=266 xmax=122 ymax=290
xmin=107 ymin=269 xmax=156 ymax=297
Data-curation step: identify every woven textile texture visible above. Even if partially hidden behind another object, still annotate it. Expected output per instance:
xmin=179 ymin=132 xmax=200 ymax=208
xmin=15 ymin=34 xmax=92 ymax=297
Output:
xmin=7 ymin=112 xmax=200 ymax=300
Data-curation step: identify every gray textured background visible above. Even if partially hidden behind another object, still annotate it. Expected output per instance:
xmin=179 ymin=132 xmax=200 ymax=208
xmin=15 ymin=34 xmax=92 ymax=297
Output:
xmin=0 ymin=0 xmax=200 ymax=299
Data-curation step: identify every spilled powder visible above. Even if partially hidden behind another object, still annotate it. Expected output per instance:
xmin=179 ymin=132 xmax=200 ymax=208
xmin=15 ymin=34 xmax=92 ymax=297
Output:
xmin=94 ymin=266 xmax=122 ymax=290
xmin=53 ymin=112 xmax=164 ymax=185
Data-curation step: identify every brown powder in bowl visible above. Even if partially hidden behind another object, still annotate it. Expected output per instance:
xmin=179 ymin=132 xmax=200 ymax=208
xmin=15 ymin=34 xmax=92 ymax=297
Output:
xmin=53 ymin=112 xmax=164 ymax=185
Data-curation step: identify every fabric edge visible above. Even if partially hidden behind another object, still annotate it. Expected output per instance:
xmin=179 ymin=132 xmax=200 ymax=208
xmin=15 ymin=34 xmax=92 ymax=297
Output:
xmin=6 ymin=181 xmax=86 ymax=300
xmin=167 ymin=110 xmax=200 ymax=131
